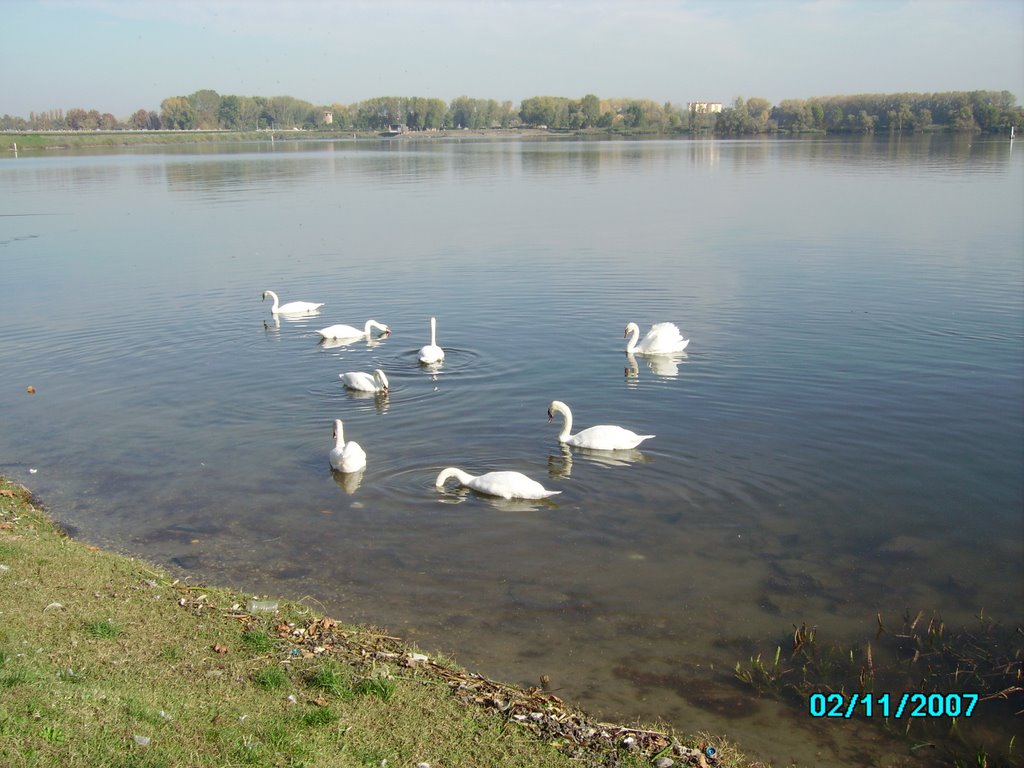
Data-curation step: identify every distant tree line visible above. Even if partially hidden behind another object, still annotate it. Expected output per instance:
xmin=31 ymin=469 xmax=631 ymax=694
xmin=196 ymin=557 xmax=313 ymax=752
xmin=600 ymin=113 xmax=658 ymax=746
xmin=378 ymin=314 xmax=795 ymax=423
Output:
xmin=1 ymin=89 xmax=1019 ymax=135
xmin=714 ymin=91 xmax=1021 ymax=135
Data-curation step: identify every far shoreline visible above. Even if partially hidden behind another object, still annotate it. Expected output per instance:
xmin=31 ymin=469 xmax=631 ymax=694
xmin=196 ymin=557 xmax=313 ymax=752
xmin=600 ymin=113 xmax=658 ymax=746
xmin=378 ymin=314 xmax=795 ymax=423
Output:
xmin=2 ymin=124 xmax=964 ymax=153
xmin=2 ymin=126 xmax=685 ymax=152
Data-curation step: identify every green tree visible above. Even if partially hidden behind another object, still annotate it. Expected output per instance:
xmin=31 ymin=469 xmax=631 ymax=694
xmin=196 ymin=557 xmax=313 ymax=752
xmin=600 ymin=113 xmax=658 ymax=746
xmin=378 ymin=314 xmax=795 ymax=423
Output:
xmin=498 ymin=100 xmax=517 ymax=128
xmin=826 ymin=105 xmax=845 ymax=131
xmin=715 ymin=97 xmax=750 ymax=134
xmin=580 ymin=94 xmax=600 ymax=128
xmin=423 ymin=98 xmax=447 ymax=129
xmin=328 ymin=102 xmax=353 ymax=129
xmin=160 ymin=97 xmax=196 ymax=129
xmin=745 ymin=97 xmax=771 ymax=131
xmin=809 ymin=102 xmax=825 ymax=129
xmin=773 ymin=99 xmax=810 ymax=132
xmin=952 ymin=105 xmax=978 ymax=131
xmin=622 ymin=102 xmax=645 ymax=128
xmin=217 ymin=95 xmax=241 ymax=129
xmin=519 ymin=96 xmax=571 ymax=128
xmin=897 ymin=103 xmax=913 ymax=132
xmin=915 ymin=108 xmax=932 ymax=131
xmin=236 ymin=96 xmax=263 ymax=130
xmin=187 ymin=89 xmax=221 ymax=128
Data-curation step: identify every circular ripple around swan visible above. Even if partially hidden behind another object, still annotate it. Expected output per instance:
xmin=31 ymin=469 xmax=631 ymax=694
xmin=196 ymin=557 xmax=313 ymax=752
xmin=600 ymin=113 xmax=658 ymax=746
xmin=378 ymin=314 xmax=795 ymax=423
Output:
xmin=305 ymin=345 xmax=505 ymax=407
xmin=366 ymin=462 xmax=560 ymax=516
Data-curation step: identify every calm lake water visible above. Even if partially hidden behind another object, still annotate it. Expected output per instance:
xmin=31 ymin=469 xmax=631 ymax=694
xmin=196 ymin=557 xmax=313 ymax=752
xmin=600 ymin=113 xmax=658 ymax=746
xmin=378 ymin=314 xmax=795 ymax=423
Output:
xmin=2 ymin=135 xmax=1021 ymax=766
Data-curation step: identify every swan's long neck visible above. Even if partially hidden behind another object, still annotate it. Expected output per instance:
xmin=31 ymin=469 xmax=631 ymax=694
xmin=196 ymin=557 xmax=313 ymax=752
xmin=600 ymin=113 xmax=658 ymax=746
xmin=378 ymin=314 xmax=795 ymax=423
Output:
xmin=550 ymin=401 xmax=573 ymax=442
xmin=333 ymin=420 xmax=345 ymax=448
xmin=374 ymin=370 xmax=389 ymax=390
xmin=625 ymin=324 xmax=640 ymax=353
xmin=436 ymin=467 xmax=473 ymax=488
xmin=265 ymin=291 xmax=280 ymax=312
xmin=429 ymin=317 xmax=437 ymax=346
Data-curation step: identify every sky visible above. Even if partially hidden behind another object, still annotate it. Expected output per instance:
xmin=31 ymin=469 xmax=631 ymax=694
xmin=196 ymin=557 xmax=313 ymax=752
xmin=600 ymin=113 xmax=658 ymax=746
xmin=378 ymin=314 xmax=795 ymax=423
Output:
xmin=2 ymin=0 xmax=1023 ymax=118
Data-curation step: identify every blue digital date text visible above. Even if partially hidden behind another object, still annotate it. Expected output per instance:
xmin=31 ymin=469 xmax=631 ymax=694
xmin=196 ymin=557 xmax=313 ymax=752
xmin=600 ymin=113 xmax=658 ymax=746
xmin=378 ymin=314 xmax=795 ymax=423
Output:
xmin=808 ymin=692 xmax=978 ymax=719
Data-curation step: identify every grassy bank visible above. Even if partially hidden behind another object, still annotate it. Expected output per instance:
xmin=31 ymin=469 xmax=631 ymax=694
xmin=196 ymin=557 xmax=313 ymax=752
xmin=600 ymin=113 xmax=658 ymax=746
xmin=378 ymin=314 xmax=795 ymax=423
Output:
xmin=3 ymin=130 xmax=346 ymax=150
xmin=1 ymin=126 xmax=670 ymax=152
xmin=0 ymin=477 xmax=759 ymax=768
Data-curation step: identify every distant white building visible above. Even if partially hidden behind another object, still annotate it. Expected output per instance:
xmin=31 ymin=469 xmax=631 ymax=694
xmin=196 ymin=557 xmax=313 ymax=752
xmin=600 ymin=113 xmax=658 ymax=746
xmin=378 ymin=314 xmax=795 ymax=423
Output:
xmin=688 ymin=102 xmax=723 ymax=114
xmin=322 ymin=110 xmax=333 ymax=125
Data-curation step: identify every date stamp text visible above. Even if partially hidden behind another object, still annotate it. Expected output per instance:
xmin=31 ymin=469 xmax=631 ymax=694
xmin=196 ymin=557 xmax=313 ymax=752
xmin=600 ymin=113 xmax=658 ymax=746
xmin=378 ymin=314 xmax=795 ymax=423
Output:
xmin=808 ymin=692 xmax=978 ymax=719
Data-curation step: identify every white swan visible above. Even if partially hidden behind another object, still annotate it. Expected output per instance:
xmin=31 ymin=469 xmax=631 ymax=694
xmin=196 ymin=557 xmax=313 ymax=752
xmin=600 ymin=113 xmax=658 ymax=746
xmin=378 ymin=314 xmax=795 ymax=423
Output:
xmin=435 ymin=467 xmax=559 ymax=500
xmin=624 ymin=322 xmax=690 ymax=354
xmin=418 ymin=316 xmax=444 ymax=364
xmin=339 ymin=368 xmax=389 ymax=393
xmin=262 ymin=290 xmax=323 ymax=315
xmin=317 ymin=320 xmax=391 ymax=341
xmin=547 ymin=400 xmax=654 ymax=450
xmin=329 ymin=419 xmax=366 ymax=473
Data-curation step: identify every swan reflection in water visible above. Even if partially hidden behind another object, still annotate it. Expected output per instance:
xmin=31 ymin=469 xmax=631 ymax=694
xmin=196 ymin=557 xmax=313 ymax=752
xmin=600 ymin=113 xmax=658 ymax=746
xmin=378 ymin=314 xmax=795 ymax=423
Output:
xmin=331 ymin=466 xmax=365 ymax=495
xmin=343 ymin=387 xmax=390 ymax=415
xmin=264 ymin=314 xmax=329 ymax=337
xmin=436 ymin=484 xmax=559 ymax=512
xmin=624 ymin=351 xmax=688 ymax=380
xmin=264 ymin=313 xmax=322 ymax=329
xmin=418 ymin=357 xmax=443 ymax=384
xmin=320 ymin=334 xmax=391 ymax=350
xmin=547 ymin=443 xmax=649 ymax=480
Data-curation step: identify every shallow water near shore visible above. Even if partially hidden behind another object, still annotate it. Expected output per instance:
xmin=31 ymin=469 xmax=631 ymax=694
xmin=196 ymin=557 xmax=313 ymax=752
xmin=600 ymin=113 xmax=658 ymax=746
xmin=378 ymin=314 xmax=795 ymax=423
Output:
xmin=2 ymin=134 xmax=1021 ymax=765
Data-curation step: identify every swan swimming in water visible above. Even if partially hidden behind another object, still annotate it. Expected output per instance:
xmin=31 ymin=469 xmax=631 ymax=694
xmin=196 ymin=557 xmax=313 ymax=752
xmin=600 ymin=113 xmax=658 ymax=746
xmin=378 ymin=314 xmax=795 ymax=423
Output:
xmin=418 ymin=317 xmax=444 ymax=364
xmin=317 ymin=320 xmax=391 ymax=341
xmin=435 ymin=467 xmax=560 ymax=500
xmin=339 ymin=368 xmax=389 ymax=393
xmin=624 ymin=322 xmax=690 ymax=354
xmin=547 ymin=400 xmax=654 ymax=450
xmin=262 ymin=290 xmax=323 ymax=315
xmin=329 ymin=419 xmax=366 ymax=473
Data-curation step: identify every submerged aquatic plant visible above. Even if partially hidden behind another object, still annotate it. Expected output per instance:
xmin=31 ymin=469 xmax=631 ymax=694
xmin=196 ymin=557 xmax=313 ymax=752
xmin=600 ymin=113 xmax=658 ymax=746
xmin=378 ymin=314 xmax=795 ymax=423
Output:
xmin=734 ymin=611 xmax=1023 ymax=765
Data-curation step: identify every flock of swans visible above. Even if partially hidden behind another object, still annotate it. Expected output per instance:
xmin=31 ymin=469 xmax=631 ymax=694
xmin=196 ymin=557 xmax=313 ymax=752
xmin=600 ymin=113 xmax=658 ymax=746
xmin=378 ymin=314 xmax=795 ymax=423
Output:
xmin=262 ymin=289 xmax=690 ymax=501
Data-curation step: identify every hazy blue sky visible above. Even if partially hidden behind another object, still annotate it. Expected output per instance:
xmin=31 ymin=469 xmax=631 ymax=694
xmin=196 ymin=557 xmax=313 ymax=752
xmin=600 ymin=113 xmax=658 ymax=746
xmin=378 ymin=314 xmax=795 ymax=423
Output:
xmin=3 ymin=0 xmax=1023 ymax=118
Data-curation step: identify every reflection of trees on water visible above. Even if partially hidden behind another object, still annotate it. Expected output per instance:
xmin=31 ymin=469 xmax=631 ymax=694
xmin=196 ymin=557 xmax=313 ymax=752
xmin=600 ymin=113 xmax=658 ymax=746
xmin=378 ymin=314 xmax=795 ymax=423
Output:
xmin=39 ymin=134 xmax=1013 ymax=199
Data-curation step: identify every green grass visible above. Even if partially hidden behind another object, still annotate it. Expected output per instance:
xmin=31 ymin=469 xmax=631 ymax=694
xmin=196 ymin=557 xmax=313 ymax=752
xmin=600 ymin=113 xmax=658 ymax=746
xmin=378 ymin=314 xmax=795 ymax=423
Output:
xmin=239 ymin=630 xmax=275 ymax=654
xmin=251 ymin=665 xmax=288 ymax=691
xmin=0 ymin=477 xmax=761 ymax=767
xmin=305 ymin=660 xmax=355 ymax=700
xmin=300 ymin=706 xmax=339 ymax=728
xmin=355 ymin=674 xmax=397 ymax=701
xmin=83 ymin=619 xmax=121 ymax=639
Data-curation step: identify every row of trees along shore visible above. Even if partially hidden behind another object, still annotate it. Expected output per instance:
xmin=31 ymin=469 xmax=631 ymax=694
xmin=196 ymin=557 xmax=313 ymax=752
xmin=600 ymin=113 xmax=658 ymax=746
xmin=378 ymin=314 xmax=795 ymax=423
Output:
xmin=2 ymin=89 xmax=1020 ymax=135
